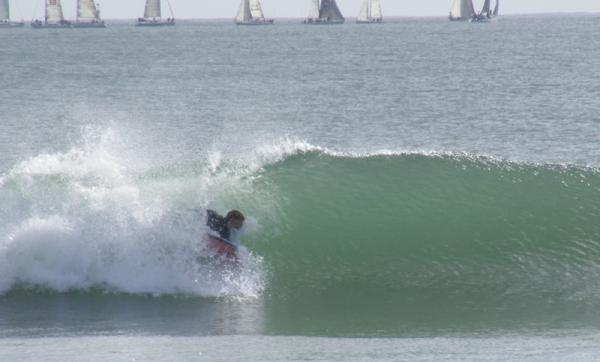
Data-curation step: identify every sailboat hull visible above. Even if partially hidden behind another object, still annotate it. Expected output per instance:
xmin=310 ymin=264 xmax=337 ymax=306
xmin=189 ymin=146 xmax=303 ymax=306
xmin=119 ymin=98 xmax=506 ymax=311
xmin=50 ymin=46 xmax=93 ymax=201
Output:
xmin=72 ymin=21 xmax=106 ymax=28
xmin=356 ymin=19 xmax=383 ymax=24
xmin=469 ymin=14 xmax=492 ymax=23
xmin=136 ymin=21 xmax=176 ymax=27
xmin=31 ymin=22 xmax=72 ymax=29
xmin=0 ymin=22 xmax=24 ymax=28
xmin=303 ymin=18 xmax=345 ymax=25
xmin=235 ymin=19 xmax=274 ymax=25
xmin=448 ymin=16 xmax=470 ymax=21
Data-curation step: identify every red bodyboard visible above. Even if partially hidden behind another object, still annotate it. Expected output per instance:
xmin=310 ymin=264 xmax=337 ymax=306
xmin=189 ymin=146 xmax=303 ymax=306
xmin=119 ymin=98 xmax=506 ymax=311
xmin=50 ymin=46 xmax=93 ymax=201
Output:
xmin=205 ymin=234 xmax=238 ymax=260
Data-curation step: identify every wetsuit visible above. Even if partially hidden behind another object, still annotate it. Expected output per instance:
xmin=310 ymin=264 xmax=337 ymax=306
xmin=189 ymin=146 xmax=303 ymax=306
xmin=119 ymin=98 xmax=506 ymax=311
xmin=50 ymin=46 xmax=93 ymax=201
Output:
xmin=206 ymin=210 xmax=231 ymax=240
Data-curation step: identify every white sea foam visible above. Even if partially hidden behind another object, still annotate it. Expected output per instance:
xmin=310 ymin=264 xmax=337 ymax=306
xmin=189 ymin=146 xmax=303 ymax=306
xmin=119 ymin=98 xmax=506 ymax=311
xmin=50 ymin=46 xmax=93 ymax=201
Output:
xmin=0 ymin=127 xmax=264 ymax=298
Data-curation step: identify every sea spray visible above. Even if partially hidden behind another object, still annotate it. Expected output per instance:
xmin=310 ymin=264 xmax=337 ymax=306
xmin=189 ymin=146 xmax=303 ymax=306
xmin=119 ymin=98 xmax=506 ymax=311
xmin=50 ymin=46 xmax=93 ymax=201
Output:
xmin=0 ymin=127 xmax=265 ymax=298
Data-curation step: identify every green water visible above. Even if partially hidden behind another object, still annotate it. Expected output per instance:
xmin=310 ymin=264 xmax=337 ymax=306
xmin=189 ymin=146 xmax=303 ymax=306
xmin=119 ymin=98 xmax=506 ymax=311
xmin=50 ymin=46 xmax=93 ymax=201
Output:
xmin=245 ymin=153 xmax=600 ymax=335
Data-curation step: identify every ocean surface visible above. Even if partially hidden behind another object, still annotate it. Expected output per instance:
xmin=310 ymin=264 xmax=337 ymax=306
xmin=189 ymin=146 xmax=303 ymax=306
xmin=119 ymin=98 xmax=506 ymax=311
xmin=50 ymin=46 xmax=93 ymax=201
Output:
xmin=1 ymin=15 xmax=600 ymax=360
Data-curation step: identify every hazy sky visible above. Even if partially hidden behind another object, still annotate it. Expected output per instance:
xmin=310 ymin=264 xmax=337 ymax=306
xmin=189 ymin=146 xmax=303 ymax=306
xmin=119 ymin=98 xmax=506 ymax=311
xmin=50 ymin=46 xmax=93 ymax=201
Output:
xmin=15 ymin=0 xmax=600 ymax=20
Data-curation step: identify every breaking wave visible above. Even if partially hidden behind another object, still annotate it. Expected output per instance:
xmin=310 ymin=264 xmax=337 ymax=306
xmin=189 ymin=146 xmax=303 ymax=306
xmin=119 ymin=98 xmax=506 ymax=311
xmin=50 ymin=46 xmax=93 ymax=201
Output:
xmin=0 ymin=128 xmax=264 ymax=298
xmin=3 ymin=126 xmax=600 ymax=320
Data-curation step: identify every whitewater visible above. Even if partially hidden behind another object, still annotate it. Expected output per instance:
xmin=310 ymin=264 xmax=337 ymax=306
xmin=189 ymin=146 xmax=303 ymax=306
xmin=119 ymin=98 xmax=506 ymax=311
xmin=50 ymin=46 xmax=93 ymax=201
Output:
xmin=0 ymin=127 xmax=266 ymax=298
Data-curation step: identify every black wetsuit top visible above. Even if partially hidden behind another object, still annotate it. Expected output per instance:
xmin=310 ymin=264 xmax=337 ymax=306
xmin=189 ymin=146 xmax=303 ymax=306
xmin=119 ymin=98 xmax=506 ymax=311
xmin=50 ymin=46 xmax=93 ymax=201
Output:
xmin=206 ymin=210 xmax=230 ymax=240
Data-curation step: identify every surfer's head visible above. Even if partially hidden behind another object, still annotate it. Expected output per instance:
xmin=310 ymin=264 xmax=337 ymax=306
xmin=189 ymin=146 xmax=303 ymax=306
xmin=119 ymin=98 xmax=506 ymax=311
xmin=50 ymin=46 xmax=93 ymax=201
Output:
xmin=225 ymin=210 xmax=245 ymax=230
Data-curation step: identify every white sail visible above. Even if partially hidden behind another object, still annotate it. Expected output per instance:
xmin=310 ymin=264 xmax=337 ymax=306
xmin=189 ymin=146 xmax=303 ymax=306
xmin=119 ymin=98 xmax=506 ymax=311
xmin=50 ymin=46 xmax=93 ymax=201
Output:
xmin=235 ymin=0 xmax=252 ymax=22
xmin=46 ymin=0 xmax=64 ymax=23
xmin=78 ymin=0 xmax=99 ymax=20
xmin=358 ymin=0 xmax=382 ymax=21
xmin=308 ymin=0 xmax=319 ymax=19
xmin=449 ymin=0 xmax=474 ymax=19
xmin=144 ymin=0 xmax=161 ymax=19
xmin=493 ymin=0 xmax=499 ymax=16
xmin=371 ymin=0 xmax=382 ymax=20
xmin=0 ymin=0 xmax=9 ymax=21
xmin=357 ymin=0 xmax=369 ymax=22
xmin=249 ymin=0 xmax=264 ymax=20
xmin=481 ymin=0 xmax=491 ymax=15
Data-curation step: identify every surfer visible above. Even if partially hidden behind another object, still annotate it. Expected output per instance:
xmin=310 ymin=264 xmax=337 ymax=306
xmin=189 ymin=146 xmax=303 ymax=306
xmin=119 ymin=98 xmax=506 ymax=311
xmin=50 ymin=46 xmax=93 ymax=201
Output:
xmin=204 ymin=210 xmax=245 ymax=259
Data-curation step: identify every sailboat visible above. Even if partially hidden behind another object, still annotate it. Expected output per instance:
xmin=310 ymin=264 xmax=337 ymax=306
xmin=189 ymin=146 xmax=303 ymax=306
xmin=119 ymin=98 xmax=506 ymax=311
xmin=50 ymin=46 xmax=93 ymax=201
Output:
xmin=235 ymin=0 xmax=274 ymax=25
xmin=0 ymin=0 xmax=24 ymax=27
xmin=448 ymin=0 xmax=474 ymax=21
xmin=304 ymin=0 xmax=345 ymax=24
xmin=470 ymin=0 xmax=500 ymax=22
xmin=31 ymin=0 xmax=72 ymax=28
xmin=235 ymin=0 xmax=275 ymax=25
xmin=356 ymin=0 xmax=382 ymax=24
xmin=136 ymin=0 xmax=175 ymax=27
xmin=492 ymin=0 xmax=499 ymax=17
xmin=73 ymin=0 xmax=105 ymax=28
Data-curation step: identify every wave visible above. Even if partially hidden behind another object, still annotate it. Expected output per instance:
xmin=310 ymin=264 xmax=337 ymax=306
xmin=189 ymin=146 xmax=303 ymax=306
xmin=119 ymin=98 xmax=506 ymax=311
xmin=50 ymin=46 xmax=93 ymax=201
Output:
xmin=2 ymin=127 xmax=600 ymax=316
xmin=248 ymin=149 xmax=600 ymax=317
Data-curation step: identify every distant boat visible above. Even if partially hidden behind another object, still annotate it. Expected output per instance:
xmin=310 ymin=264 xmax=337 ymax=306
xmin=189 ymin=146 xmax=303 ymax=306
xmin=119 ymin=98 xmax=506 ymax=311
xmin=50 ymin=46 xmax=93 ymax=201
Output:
xmin=356 ymin=0 xmax=382 ymax=24
xmin=448 ymin=0 xmax=474 ymax=21
xmin=72 ymin=0 xmax=105 ymax=28
xmin=31 ymin=0 xmax=72 ymax=28
xmin=493 ymin=0 xmax=499 ymax=17
xmin=0 ymin=0 xmax=24 ymax=27
xmin=304 ymin=0 xmax=345 ymax=24
xmin=136 ymin=0 xmax=175 ymax=27
xmin=235 ymin=0 xmax=274 ymax=25
xmin=469 ymin=0 xmax=500 ymax=23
